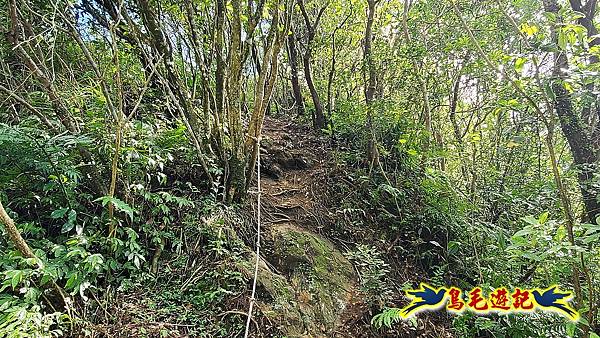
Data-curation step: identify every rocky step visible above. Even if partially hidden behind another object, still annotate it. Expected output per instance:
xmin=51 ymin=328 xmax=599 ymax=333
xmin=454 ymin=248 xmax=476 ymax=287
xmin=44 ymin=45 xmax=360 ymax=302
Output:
xmin=240 ymin=222 xmax=357 ymax=337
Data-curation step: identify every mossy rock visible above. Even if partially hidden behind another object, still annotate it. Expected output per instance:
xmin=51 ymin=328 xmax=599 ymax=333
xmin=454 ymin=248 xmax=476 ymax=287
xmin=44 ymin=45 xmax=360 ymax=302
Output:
xmin=237 ymin=223 xmax=355 ymax=337
xmin=268 ymin=223 xmax=355 ymax=336
xmin=249 ymin=252 xmax=306 ymax=336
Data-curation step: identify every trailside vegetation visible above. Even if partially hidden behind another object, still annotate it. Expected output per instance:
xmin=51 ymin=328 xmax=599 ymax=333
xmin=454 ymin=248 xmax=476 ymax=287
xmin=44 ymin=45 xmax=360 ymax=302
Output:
xmin=0 ymin=0 xmax=599 ymax=337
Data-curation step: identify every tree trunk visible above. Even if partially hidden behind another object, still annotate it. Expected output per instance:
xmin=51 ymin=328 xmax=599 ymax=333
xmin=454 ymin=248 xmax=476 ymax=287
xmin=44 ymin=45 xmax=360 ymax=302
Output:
xmin=0 ymin=198 xmax=68 ymax=309
xmin=8 ymin=0 xmax=107 ymax=195
xmin=568 ymin=0 xmax=600 ymax=138
xmin=287 ymin=27 xmax=305 ymax=116
xmin=364 ymin=0 xmax=380 ymax=168
xmin=402 ymin=0 xmax=431 ymax=148
xmin=303 ymin=49 xmax=325 ymax=129
xmin=544 ymin=0 xmax=600 ymax=223
xmin=542 ymin=0 xmax=589 ymax=322
xmin=226 ymin=0 xmax=247 ymax=203
xmin=0 ymin=200 xmax=37 ymax=260
xmin=553 ymin=82 xmax=599 ymax=222
xmin=298 ymin=0 xmax=327 ymax=130
xmin=449 ymin=76 xmax=462 ymax=144
xmin=242 ymin=1 xmax=289 ymax=199
xmin=137 ymin=0 xmax=213 ymax=182
xmin=326 ymin=33 xmax=336 ymax=124
xmin=326 ymin=12 xmax=351 ymax=131
xmin=8 ymin=0 xmax=78 ymax=134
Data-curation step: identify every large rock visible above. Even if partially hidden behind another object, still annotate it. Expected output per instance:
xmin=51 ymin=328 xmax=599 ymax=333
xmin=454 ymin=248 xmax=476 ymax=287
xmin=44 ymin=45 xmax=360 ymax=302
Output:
xmin=254 ymin=223 xmax=355 ymax=337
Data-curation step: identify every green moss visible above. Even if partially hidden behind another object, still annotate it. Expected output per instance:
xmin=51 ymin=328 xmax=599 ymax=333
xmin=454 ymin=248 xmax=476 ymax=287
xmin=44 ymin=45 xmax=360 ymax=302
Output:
xmin=271 ymin=226 xmax=355 ymax=332
xmin=235 ymin=224 xmax=355 ymax=337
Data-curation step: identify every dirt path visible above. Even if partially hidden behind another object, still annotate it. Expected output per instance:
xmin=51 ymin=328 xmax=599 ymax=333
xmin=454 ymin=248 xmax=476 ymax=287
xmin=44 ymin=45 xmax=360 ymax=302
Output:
xmin=252 ymin=117 xmax=367 ymax=337
xmin=260 ymin=117 xmax=328 ymax=230
xmin=255 ymin=117 xmax=451 ymax=338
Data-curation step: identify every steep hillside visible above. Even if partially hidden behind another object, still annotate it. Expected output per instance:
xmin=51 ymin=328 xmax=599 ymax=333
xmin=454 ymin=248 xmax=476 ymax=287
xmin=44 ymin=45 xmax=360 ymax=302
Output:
xmin=76 ymin=116 xmax=452 ymax=338
xmin=238 ymin=117 xmax=453 ymax=337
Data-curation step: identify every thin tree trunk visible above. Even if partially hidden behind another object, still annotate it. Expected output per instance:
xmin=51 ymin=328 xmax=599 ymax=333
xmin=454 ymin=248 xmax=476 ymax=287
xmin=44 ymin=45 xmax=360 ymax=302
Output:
xmin=8 ymin=0 xmax=78 ymax=133
xmin=287 ymin=27 xmax=305 ymax=116
xmin=0 ymin=84 xmax=56 ymax=130
xmin=0 ymin=201 xmax=37 ymax=260
xmin=402 ymin=0 xmax=431 ymax=148
xmin=454 ymin=0 xmax=585 ymax=309
xmin=298 ymin=0 xmax=327 ymax=130
xmin=326 ymin=34 xmax=336 ymax=124
xmin=303 ymin=50 xmax=325 ymax=129
xmin=0 ymin=199 xmax=68 ymax=310
xmin=226 ymin=0 xmax=246 ymax=202
xmin=364 ymin=0 xmax=380 ymax=168
xmin=244 ymin=3 xmax=290 ymax=194
xmin=8 ymin=0 xmax=106 ymax=195
xmin=213 ymin=0 xmax=227 ymax=172
xmin=568 ymin=0 xmax=600 ymax=137
xmin=326 ymin=11 xmax=352 ymax=130
xmin=137 ymin=0 xmax=213 ymax=182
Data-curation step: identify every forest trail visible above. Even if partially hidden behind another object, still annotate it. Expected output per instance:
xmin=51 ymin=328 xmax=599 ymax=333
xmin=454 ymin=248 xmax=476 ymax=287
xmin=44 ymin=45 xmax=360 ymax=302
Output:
xmin=68 ymin=117 xmax=451 ymax=338
xmin=260 ymin=116 xmax=331 ymax=233
xmin=5 ymin=0 xmax=599 ymax=337
xmin=253 ymin=117 xmax=454 ymax=338
xmin=250 ymin=116 xmax=367 ymax=337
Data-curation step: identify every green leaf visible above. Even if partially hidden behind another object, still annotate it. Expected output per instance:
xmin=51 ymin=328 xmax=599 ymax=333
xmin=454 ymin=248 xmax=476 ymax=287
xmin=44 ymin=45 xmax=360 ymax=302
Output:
xmin=65 ymin=272 xmax=79 ymax=291
xmin=521 ymin=252 xmax=541 ymax=261
xmin=429 ymin=240 xmax=443 ymax=249
xmin=566 ymin=322 xmax=576 ymax=336
xmin=507 ymin=140 xmax=520 ymax=148
xmin=94 ymin=196 xmax=136 ymax=221
xmin=582 ymin=232 xmax=600 ymax=244
xmin=515 ymin=57 xmax=527 ymax=73
xmin=555 ymin=225 xmax=566 ymax=241
xmin=582 ymin=223 xmax=600 ymax=235
xmin=543 ymin=12 xmax=557 ymax=22
xmin=5 ymin=270 xmax=24 ymax=290
xmin=544 ymin=82 xmax=557 ymax=100
xmin=62 ymin=209 xmax=77 ymax=233
xmin=509 ymin=236 xmax=527 ymax=246
xmin=564 ymin=81 xmax=574 ymax=92
xmin=522 ymin=215 xmax=538 ymax=225
xmin=538 ymin=211 xmax=549 ymax=224
xmin=514 ymin=227 xmax=532 ymax=237
xmin=448 ymin=241 xmax=460 ymax=255
xmin=50 ymin=208 xmax=68 ymax=219
xmin=520 ymin=23 xmax=539 ymax=37
xmin=61 ymin=222 xmax=75 ymax=233
xmin=558 ymin=31 xmax=567 ymax=50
